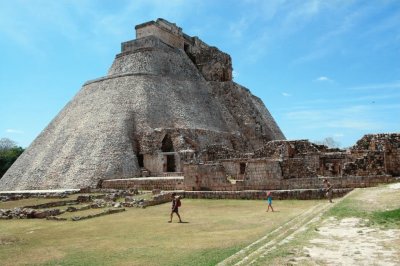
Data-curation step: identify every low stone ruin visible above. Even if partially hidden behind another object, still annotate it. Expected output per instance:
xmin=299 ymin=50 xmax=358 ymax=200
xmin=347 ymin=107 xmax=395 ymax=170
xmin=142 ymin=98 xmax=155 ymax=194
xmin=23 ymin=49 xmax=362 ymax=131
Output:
xmin=0 ymin=189 xmax=176 ymax=221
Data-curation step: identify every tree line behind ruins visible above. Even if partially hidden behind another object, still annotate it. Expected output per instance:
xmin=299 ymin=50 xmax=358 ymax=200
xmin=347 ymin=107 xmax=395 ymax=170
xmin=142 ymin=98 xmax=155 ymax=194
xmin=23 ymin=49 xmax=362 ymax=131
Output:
xmin=0 ymin=138 xmax=24 ymax=179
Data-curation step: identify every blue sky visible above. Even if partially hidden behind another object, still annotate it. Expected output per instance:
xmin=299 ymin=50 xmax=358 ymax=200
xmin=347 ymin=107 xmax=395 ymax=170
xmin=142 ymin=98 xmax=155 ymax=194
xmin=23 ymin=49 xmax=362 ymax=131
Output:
xmin=0 ymin=0 xmax=399 ymax=148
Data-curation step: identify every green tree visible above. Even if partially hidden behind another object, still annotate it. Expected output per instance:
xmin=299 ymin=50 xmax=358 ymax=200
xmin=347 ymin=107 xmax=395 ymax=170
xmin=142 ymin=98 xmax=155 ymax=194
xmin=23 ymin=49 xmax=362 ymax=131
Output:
xmin=0 ymin=138 xmax=24 ymax=178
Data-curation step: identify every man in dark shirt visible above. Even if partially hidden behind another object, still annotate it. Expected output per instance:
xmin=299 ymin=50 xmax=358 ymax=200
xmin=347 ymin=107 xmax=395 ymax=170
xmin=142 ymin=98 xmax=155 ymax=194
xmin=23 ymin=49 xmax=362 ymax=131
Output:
xmin=168 ymin=192 xmax=182 ymax=223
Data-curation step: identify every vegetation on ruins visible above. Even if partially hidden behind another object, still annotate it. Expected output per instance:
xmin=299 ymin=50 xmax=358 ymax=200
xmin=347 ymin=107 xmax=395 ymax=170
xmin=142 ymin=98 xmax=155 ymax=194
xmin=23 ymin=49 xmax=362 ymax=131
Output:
xmin=0 ymin=138 xmax=24 ymax=179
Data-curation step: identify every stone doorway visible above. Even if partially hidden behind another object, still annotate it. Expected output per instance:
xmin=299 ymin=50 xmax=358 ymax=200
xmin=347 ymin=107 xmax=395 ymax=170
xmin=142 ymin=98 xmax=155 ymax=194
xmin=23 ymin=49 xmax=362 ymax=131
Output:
xmin=166 ymin=154 xmax=176 ymax=172
xmin=162 ymin=134 xmax=177 ymax=172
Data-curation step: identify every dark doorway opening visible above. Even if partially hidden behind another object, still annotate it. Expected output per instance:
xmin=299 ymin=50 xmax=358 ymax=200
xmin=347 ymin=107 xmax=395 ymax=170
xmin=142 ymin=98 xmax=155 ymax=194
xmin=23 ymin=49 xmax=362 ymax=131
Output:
xmin=161 ymin=134 xmax=174 ymax=152
xmin=239 ymin=162 xmax=246 ymax=174
xmin=137 ymin=154 xmax=144 ymax=168
xmin=166 ymin=155 xmax=176 ymax=172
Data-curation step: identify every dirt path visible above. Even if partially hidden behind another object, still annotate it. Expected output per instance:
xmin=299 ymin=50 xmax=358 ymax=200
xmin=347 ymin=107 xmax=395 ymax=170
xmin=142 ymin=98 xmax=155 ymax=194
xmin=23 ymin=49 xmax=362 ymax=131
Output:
xmin=218 ymin=183 xmax=400 ymax=266
xmin=301 ymin=217 xmax=400 ymax=265
xmin=298 ymin=183 xmax=400 ymax=266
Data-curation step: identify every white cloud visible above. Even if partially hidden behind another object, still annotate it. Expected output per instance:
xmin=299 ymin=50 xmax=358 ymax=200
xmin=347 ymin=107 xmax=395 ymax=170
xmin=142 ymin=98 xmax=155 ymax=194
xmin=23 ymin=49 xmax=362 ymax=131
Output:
xmin=315 ymin=76 xmax=333 ymax=82
xmin=6 ymin=129 xmax=24 ymax=134
xmin=282 ymin=92 xmax=292 ymax=97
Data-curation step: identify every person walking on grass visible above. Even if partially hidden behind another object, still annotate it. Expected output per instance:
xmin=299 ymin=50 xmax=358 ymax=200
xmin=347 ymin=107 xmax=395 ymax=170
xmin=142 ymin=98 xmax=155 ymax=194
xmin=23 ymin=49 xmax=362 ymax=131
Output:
xmin=266 ymin=191 xmax=274 ymax=212
xmin=323 ymin=179 xmax=333 ymax=203
xmin=168 ymin=192 xmax=182 ymax=223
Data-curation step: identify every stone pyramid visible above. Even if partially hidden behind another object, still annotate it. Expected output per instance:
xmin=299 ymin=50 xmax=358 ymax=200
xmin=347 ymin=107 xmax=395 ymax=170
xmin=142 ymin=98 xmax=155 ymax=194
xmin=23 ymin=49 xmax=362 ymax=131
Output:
xmin=0 ymin=19 xmax=285 ymax=190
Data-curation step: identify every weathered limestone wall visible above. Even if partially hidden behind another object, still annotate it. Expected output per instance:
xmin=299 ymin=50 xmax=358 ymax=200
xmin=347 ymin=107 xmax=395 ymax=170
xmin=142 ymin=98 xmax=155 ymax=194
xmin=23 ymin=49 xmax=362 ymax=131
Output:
xmin=101 ymin=177 xmax=184 ymax=190
xmin=186 ymin=44 xmax=232 ymax=82
xmin=387 ymin=151 xmax=400 ymax=176
xmin=344 ymin=151 xmax=386 ymax=177
xmin=183 ymin=156 xmax=396 ymax=191
xmin=183 ymin=163 xmax=235 ymax=191
xmin=220 ymin=159 xmax=283 ymax=189
xmin=143 ymin=153 xmax=182 ymax=175
xmin=209 ymin=81 xmax=285 ymax=149
xmin=183 ymin=189 xmax=352 ymax=200
xmin=351 ymin=133 xmax=400 ymax=177
xmin=281 ymin=156 xmax=319 ymax=179
xmin=143 ymin=154 xmax=164 ymax=174
xmin=318 ymin=153 xmax=348 ymax=177
xmin=109 ymin=41 xmax=203 ymax=80
xmin=135 ymin=20 xmax=184 ymax=49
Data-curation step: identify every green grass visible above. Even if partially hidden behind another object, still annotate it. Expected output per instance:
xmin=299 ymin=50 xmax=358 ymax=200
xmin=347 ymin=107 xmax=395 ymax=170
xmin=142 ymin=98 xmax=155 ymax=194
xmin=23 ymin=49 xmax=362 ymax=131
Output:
xmin=324 ymin=198 xmax=369 ymax=220
xmin=325 ymin=186 xmax=400 ymax=228
xmin=371 ymin=208 xmax=400 ymax=227
xmin=0 ymin=198 xmax=320 ymax=266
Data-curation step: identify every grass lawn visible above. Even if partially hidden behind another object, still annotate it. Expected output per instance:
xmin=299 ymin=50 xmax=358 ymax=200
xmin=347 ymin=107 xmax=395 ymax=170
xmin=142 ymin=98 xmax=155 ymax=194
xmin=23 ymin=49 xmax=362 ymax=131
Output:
xmin=0 ymin=198 xmax=320 ymax=266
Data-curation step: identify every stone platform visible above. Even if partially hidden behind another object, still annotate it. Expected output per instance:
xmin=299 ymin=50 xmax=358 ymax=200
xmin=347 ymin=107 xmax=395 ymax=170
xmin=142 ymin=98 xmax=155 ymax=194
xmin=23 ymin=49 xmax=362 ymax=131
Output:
xmin=101 ymin=176 xmax=184 ymax=190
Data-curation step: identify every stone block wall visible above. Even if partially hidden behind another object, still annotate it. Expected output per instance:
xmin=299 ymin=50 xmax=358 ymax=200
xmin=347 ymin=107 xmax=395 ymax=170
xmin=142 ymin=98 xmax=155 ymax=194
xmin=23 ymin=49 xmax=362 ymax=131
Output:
xmin=101 ymin=177 xmax=184 ymax=190
xmin=183 ymin=188 xmax=352 ymax=200
xmin=318 ymin=152 xmax=348 ymax=177
xmin=386 ymin=150 xmax=400 ymax=176
xmin=281 ymin=156 xmax=319 ymax=179
xmin=344 ymin=151 xmax=385 ymax=176
xmin=219 ymin=159 xmax=282 ymax=188
xmin=183 ymin=163 xmax=238 ymax=191
xmin=135 ymin=20 xmax=184 ymax=49
xmin=186 ymin=44 xmax=232 ymax=81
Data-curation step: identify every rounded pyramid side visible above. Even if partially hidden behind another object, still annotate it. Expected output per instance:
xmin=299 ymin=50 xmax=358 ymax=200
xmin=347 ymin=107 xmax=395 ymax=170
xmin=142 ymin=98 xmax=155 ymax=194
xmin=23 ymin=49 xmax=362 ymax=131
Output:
xmin=0 ymin=48 xmax=236 ymax=190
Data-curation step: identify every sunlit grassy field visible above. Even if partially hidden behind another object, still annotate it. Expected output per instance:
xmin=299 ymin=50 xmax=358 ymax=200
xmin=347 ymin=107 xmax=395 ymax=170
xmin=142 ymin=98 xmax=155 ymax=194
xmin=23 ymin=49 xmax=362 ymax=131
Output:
xmin=0 ymin=197 xmax=321 ymax=266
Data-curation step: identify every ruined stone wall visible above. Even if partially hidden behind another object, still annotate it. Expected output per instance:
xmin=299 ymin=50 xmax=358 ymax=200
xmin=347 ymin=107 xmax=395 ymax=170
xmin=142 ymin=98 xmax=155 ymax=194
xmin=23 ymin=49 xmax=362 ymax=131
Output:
xmin=218 ymin=159 xmax=283 ymax=189
xmin=343 ymin=151 xmax=386 ymax=177
xmin=183 ymin=163 xmax=237 ymax=191
xmin=183 ymin=189 xmax=352 ymax=200
xmin=281 ymin=156 xmax=319 ymax=179
xmin=318 ymin=153 xmax=348 ymax=177
xmin=198 ymin=144 xmax=244 ymax=162
xmin=253 ymin=140 xmax=318 ymax=159
xmin=209 ymin=81 xmax=285 ymax=151
xmin=135 ymin=21 xmax=184 ymax=49
xmin=185 ymin=44 xmax=232 ymax=82
xmin=386 ymin=150 xmax=400 ymax=176
xmin=352 ymin=133 xmax=400 ymax=151
xmin=351 ymin=133 xmax=400 ymax=176
xmin=101 ymin=177 xmax=184 ymax=190
xmin=136 ymin=129 xmax=243 ymax=156
xmin=143 ymin=154 xmax=164 ymax=174
xmin=109 ymin=42 xmax=203 ymax=80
